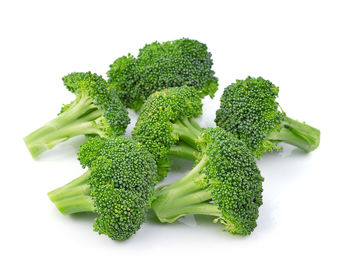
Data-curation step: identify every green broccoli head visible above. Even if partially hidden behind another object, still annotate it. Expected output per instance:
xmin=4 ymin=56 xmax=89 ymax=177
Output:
xmin=215 ymin=76 xmax=320 ymax=157
xmin=152 ymin=127 xmax=264 ymax=235
xmin=24 ymin=72 xmax=130 ymax=159
xmin=78 ymin=136 xmax=157 ymax=194
xmin=48 ymin=136 xmax=158 ymax=241
xmin=197 ymin=128 xmax=264 ymax=234
xmin=92 ymin=186 xmax=148 ymax=241
xmin=106 ymin=55 xmax=143 ymax=110
xmin=132 ymin=86 xmax=204 ymax=179
xmin=107 ymin=38 xmax=218 ymax=110
xmin=215 ymin=77 xmax=284 ymax=157
xmin=62 ymin=72 xmax=130 ymax=137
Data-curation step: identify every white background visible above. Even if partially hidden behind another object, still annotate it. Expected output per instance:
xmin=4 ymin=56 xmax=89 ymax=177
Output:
xmin=1 ymin=0 xmax=349 ymax=268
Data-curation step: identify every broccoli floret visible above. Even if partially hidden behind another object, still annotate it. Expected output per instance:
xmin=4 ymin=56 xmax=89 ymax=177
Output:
xmin=152 ymin=128 xmax=264 ymax=235
xmin=132 ymin=86 xmax=204 ymax=179
xmin=215 ymin=77 xmax=320 ymax=157
xmin=24 ymin=72 xmax=130 ymax=158
xmin=107 ymin=38 xmax=218 ymax=110
xmin=48 ymin=136 xmax=157 ymax=241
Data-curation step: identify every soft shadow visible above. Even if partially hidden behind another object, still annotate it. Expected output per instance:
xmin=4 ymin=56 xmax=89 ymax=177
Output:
xmin=194 ymin=215 xmax=246 ymax=239
xmin=146 ymin=210 xmax=161 ymax=224
xmin=168 ymin=157 xmax=194 ymax=172
xmin=147 ymin=211 xmax=246 ymax=240
xmin=146 ymin=210 xmax=184 ymax=228
xmin=37 ymin=136 xmax=87 ymax=161
xmin=68 ymin=211 xmax=96 ymax=222
xmin=255 ymin=143 xmax=316 ymax=234
xmin=260 ymin=143 xmax=311 ymax=161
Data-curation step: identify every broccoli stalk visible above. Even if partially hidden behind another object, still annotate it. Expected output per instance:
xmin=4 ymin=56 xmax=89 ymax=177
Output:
xmin=152 ymin=128 xmax=264 ymax=235
xmin=24 ymin=72 xmax=129 ymax=159
xmin=266 ymin=116 xmax=320 ymax=153
xmin=48 ymin=170 xmax=93 ymax=215
xmin=24 ymin=95 xmax=107 ymax=158
xmin=168 ymin=118 xmax=202 ymax=161
xmin=152 ymin=157 xmax=218 ymax=223
xmin=168 ymin=143 xmax=199 ymax=161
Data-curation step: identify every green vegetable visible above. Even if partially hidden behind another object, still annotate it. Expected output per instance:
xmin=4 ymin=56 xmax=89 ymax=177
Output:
xmin=48 ymin=136 xmax=157 ymax=241
xmin=152 ymin=128 xmax=264 ymax=235
xmin=132 ymin=86 xmax=204 ymax=179
xmin=24 ymin=72 xmax=130 ymax=158
xmin=215 ymin=76 xmax=320 ymax=157
xmin=107 ymin=38 xmax=218 ymax=110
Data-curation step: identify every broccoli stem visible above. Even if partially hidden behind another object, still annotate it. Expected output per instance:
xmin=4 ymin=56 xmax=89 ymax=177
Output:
xmin=26 ymin=94 xmax=96 ymax=141
xmin=152 ymin=156 xmax=221 ymax=223
xmin=24 ymin=95 xmax=102 ymax=158
xmin=48 ymin=170 xmax=95 ymax=215
xmin=166 ymin=155 xmax=208 ymax=188
xmin=167 ymin=117 xmax=202 ymax=161
xmin=52 ymin=196 xmax=95 ymax=215
xmin=48 ymin=170 xmax=90 ymax=201
xmin=172 ymin=118 xmax=202 ymax=149
xmin=168 ymin=143 xmax=199 ymax=161
xmin=267 ymin=116 xmax=320 ymax=152
xmin=188 ymin=118 xmax=202 ymax=132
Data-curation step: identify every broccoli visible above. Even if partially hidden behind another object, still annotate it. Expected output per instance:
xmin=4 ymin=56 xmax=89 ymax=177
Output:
xmin=107 ymin=38 xmax=218 ymax=110
xmin=132 ymin=86 xmax=204 ymax=179
xmin=215 ymin=76 xmax=320 ymax=158
xmin=152 ymin=128 xmax=264 ymax=235
xmin=48 ymin=136 xmax=157 ymax=241
xmin=24 ymin=72 xmax=130 ymax=158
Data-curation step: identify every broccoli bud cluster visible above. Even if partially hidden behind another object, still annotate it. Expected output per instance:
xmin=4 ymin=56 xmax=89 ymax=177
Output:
xmin=48 ymin=136 xmax=158 ymax=241
xmin=215 ymin=76 xmax=285 ymax=157
xmin=108 ymin=38 xmax=218 ymax=110
xmin=132 ymin=86 xmax=204 ymax=179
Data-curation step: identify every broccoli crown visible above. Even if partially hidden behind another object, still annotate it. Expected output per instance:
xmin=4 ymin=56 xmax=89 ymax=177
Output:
xmin=78 ymin=136 xmax=158 ymax=240
xmin=132 ymin=86 xmax=203 ymax=174
xmin=62 ymin=72 xmax=130 ymax=136
xmin=106 ymin=55 xmax=143 ymax=110
xmin=197 ymin=128 xmax=264 ymax=235
xmin=215 ymin=76 xmax=285 ymax=157
xmin=107 ymin=38 xmax=218 ymax=110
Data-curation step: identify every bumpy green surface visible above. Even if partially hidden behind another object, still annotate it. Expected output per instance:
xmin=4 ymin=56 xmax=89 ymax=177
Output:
xmin=80 ymin=137 xmax=157 ymax=241
xmin=197 ymin=128 xmax=264 ymax=235
xmin=49 ymin=136 xmax=157 ymax=241
xmin=92 ymin=187 xmax=147 ymax=241
xmin=215 ymin=77 xmax=285 ymax=157
xmin=62 ymin=72 xmax=130 ymax=137
xmin=132 ymin=86 xmax=203 ymax=178
xmin=107 ymin=38 xmax=218 ymax=110
xmin=79 ymin=137 xmax=157 ymax=195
